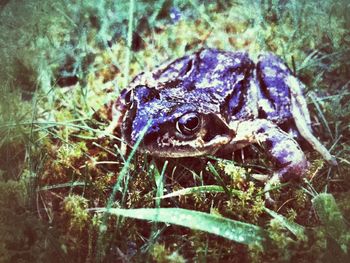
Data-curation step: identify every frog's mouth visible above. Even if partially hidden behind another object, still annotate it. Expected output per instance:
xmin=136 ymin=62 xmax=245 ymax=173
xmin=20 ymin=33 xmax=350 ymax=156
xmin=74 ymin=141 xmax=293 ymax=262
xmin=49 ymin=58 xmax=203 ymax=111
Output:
xmin=143 ymin=133 xmax=234 ymax=158
xmin=139 ymin=113 xmax=236 ymax=158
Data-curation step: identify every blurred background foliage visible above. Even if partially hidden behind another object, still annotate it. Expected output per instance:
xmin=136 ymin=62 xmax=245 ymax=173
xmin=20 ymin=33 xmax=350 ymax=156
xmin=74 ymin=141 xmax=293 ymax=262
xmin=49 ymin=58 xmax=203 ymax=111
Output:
xmin=0 ymin=0 xmax=349 ymax=262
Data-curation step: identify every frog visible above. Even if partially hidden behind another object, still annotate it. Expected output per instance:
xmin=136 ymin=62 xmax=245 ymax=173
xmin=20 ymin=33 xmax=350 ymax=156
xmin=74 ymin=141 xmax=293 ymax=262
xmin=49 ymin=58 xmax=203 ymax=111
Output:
xmin=108 ymin=48 xmax=337 ymax=199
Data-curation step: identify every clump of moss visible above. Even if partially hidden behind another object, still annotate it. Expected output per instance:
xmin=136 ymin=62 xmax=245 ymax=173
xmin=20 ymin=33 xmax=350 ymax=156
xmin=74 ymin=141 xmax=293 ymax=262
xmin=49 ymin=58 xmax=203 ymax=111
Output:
xmin=0 ymin=174 xmax=68 ymax=262
xmin=150 ymin=243 xmax=186 ymax=263
xmin=62 ymin=195 xmax=89 ymax=232
xmin=213 ymin=161 xmax=266 ymax=224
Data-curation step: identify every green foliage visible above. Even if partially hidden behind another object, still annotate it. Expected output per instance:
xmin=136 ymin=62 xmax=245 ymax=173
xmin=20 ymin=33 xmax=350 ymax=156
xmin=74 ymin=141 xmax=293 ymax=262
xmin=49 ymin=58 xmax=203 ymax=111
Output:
xmin=0 ymin=175 xmax=67 ymax=262
xmin=312 ymin=193 xmax=350 ymax=254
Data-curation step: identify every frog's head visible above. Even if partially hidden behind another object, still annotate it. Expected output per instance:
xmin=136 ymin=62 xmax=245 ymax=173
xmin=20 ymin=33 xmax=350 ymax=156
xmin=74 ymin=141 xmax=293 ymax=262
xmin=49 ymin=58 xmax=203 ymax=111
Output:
xmin=118 ymin=49 xmax=253 ymax=157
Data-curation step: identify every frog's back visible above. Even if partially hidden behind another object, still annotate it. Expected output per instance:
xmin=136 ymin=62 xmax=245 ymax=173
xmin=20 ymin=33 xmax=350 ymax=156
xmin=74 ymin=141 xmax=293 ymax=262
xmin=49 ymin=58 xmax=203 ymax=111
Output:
xmin=256 ymin=53 xmax=295 ymax=124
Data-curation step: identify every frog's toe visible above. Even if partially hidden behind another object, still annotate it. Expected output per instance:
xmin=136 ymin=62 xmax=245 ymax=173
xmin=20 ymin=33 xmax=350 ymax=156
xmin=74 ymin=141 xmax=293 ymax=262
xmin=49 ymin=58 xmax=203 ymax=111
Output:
xmin=263 ymin=173 xmax=280 ymax=205
xmin=329 ymin=156 xmax=338 ymax=166
xmin=265 ymin=195 xmax=276 ymax=207
xmin=269 ymin=133 xmax=310 ymax=182
xmin=276 ymin=156 xmax=309 ymax=182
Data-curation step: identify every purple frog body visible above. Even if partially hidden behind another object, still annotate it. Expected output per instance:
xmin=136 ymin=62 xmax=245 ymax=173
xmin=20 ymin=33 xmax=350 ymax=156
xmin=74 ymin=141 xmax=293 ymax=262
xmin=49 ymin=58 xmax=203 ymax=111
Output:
xmin=110 ymin=49 xmax=336 ymax=196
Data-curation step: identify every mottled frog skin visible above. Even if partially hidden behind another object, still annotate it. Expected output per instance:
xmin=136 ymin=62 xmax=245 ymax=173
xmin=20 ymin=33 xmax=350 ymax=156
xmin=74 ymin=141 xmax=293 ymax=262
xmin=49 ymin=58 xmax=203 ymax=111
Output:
xmin=111 ymin=48 xmax=336 ymax=185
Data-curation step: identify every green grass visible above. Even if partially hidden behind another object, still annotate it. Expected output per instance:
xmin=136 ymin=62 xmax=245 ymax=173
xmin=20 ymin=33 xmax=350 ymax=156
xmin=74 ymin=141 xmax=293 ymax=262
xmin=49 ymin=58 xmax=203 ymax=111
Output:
xmin=1 ymin=0 xmax=350 ymax=262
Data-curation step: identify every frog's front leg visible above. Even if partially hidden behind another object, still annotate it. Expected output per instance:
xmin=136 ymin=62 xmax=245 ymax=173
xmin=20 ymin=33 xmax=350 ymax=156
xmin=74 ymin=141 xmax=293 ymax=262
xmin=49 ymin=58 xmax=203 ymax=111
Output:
xmin=231 ymin=119 xmax=309 ymax=201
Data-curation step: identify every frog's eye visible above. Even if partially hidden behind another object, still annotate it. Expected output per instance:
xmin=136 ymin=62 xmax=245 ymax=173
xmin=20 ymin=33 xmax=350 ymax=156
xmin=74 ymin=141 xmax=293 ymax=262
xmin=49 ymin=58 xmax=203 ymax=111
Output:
xmin=176 ymin=113 xmax=201 ymax=136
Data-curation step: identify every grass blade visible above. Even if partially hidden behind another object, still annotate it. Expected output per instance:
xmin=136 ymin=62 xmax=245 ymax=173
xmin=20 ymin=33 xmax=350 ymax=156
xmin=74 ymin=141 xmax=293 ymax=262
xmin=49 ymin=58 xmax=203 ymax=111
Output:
xmin=156 ymin=185 xmax=242 ymax=199
xmin=207 ymin=162 xmax=232 ymax=197
xmin=309 ymin=92 xmax=334 ymax=140
xmin=312 ymin=193 xmax=350 ymax=253
xmin=38 ymin=181 xmax=87 ymax=191
xmin=154 ymin=160 xmax=168 ymax=207
xmin=264 ymin=207 xmax=305 ymax=238
xmin=93 ymin=207 xmax=267 ymax=246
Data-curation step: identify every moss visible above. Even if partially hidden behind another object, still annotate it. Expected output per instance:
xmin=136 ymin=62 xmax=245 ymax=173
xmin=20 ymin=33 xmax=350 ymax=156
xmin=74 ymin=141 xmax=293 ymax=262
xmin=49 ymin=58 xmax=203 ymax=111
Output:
xmin=62 ymin=195 xmax=89 ymax=232
xmin=150 ymin=243 xmax=186 ymax=263
xmin=0 ymin=178 xmax=67 ymax=262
